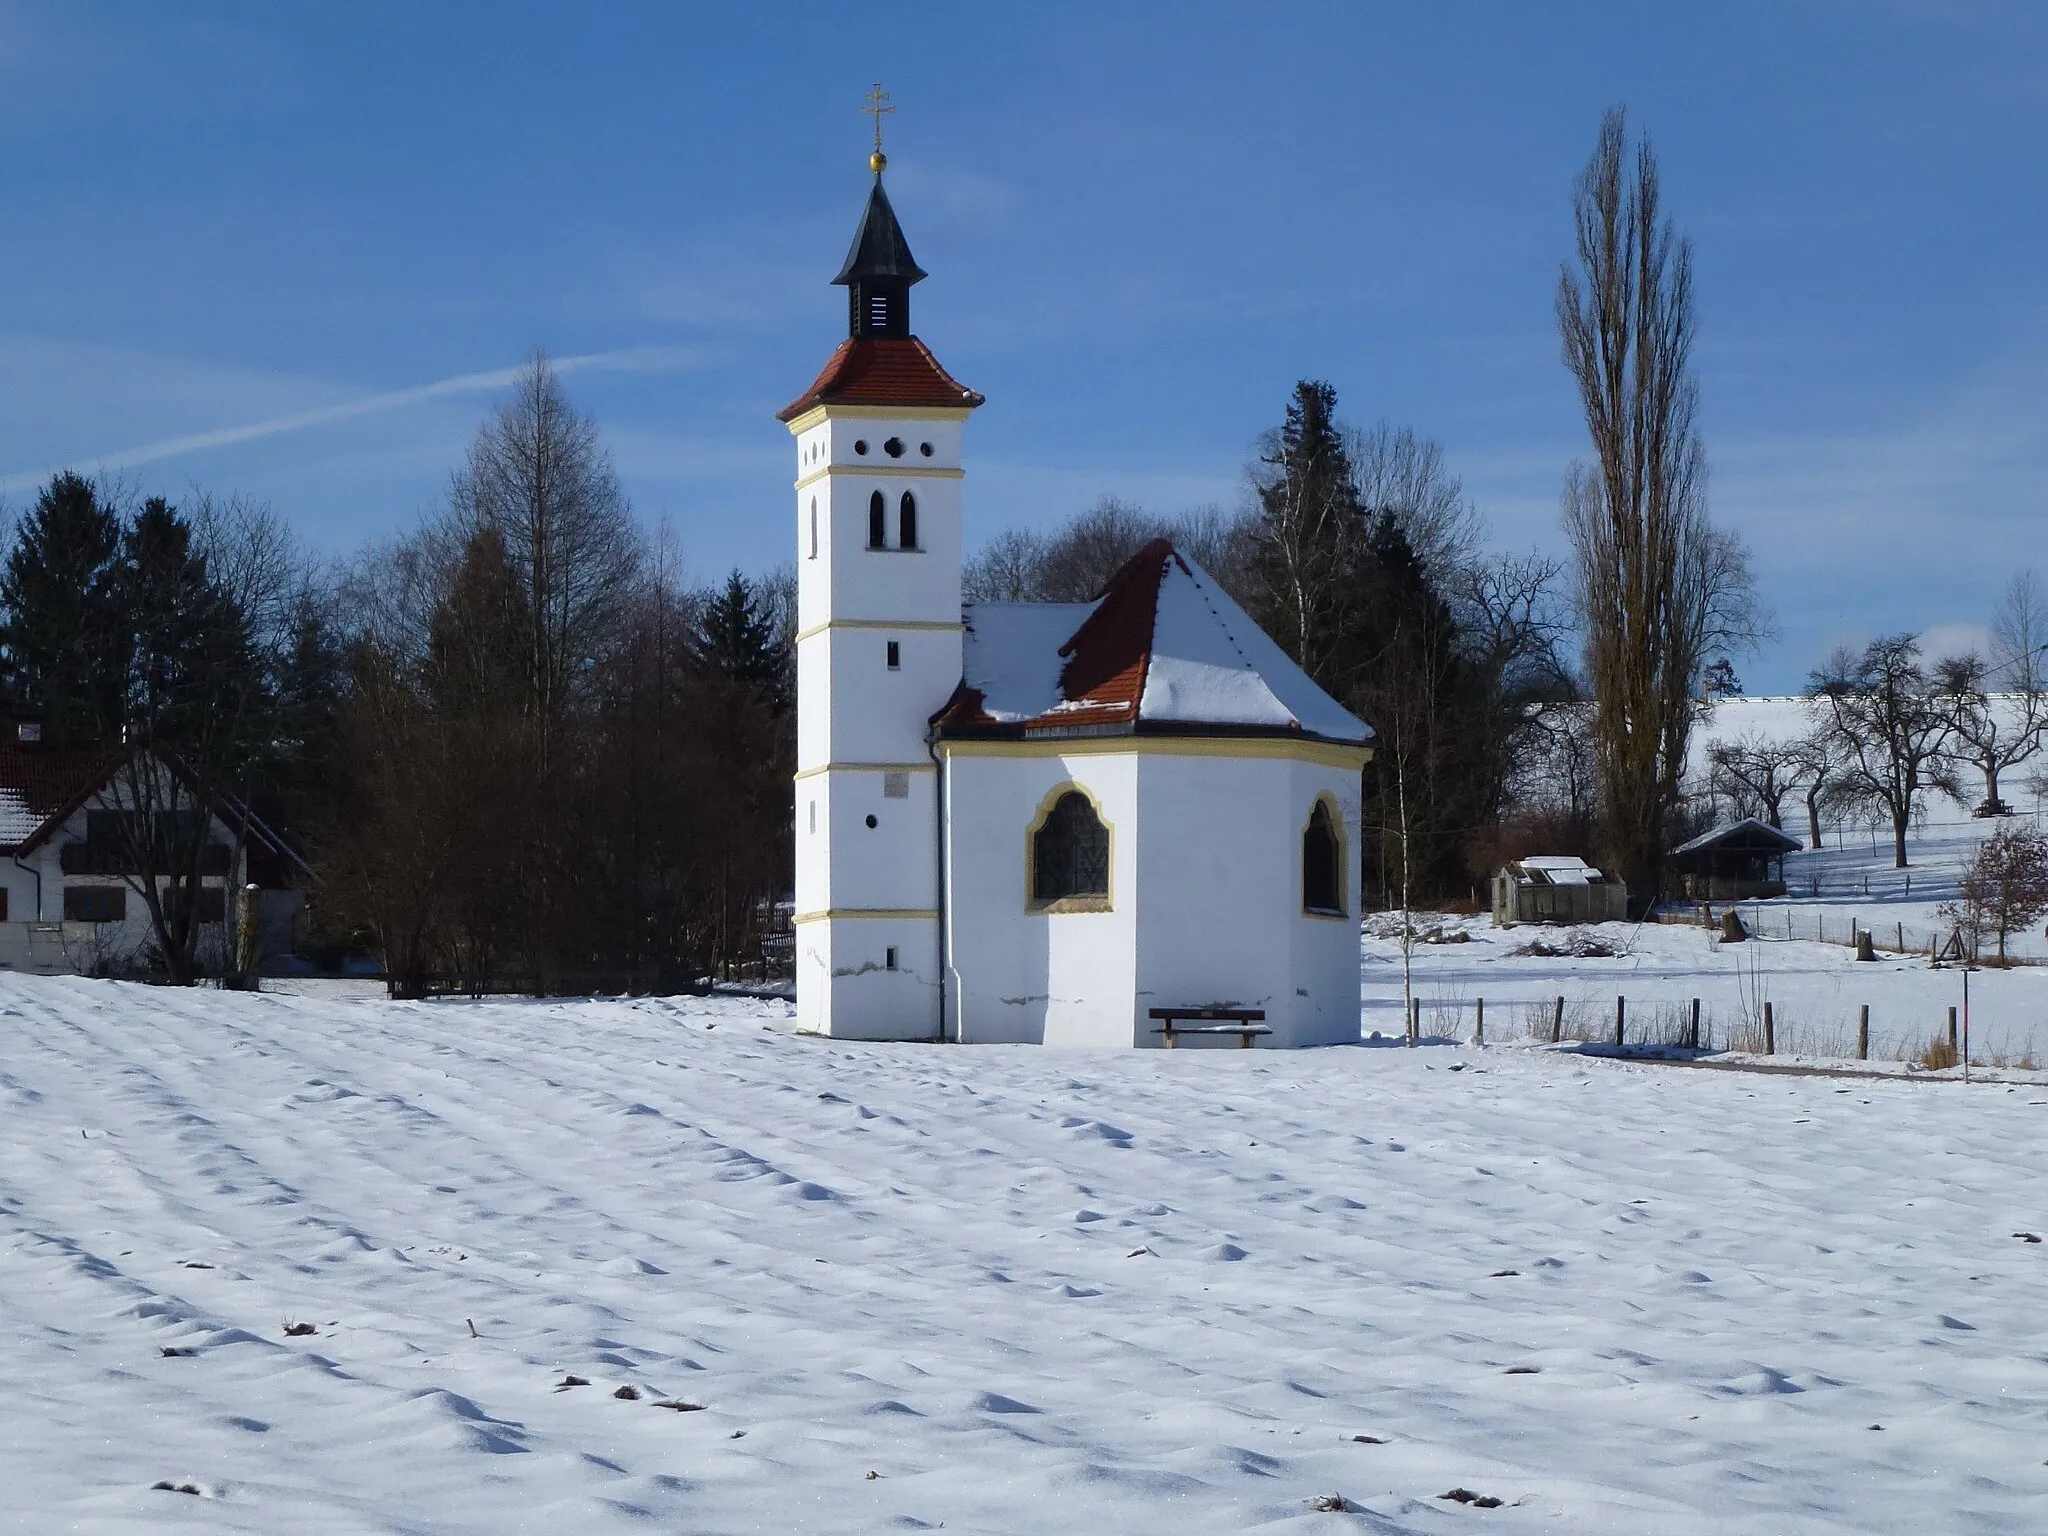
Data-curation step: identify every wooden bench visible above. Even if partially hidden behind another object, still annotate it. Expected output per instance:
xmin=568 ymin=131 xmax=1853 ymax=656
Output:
xmin=1148 ymin=1006 xmax=1270 ymax=1048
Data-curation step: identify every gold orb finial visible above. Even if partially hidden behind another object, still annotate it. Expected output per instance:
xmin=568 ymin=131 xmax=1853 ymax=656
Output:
xmin=861 ymin=83 xmax=895 ymax=174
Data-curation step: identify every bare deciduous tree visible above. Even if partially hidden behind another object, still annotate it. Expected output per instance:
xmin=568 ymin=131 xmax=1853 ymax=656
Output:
xmin=1935 ymin=652 xmax=2045 ymax=818
xmin=452 ymin=354 xmax=638 ymax=757
xmin=1348 ymin=421 xmax=1479 ymax=588
xmin=1557 ymin=107 xmax=1763 ymax=912
xmin=1705 ymin=733 xmax=1803 ymax=832
xmin=1786 ymin=729 xmax=1845 ymax=852
xmin=1808 ymin=635 xmax=1959 ymax=869
xmin=963 ymin=527 xmax=1051 ymax=602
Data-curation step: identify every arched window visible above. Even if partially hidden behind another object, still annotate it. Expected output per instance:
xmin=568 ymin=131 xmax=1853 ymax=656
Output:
xmin=1303 ymin=799 xmax=1343 ymax=915
xmin=867 ymin=490 xmax=886 ymax=549
xmin=898 ymin=491 xmax=918 ymax=550
xmin=808 ymin=498 xmax=818 ymax=559
xmin=1032 ymin=789 xmax=1109 ymax=908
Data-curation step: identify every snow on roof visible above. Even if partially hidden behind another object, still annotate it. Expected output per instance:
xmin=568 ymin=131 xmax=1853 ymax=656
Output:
xmin=955 ymin=602 xmax=1093 ymax=724
xmin=939 ymin=541 xmax=1371 ymax=745
xmin=1515 ymin=855 xmax=1602 ymax=885
xmin=1671 ymin=817 xmax=1804 ymax=856
xmin=0 ymin=787 xmax=38 ymax=845
xmin=0 ymin=742 xmax=127 ymax=852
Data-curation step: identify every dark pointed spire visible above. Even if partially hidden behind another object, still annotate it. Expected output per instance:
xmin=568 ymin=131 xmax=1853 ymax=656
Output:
xmin=833 ymin=176 xmax=924 ymax=339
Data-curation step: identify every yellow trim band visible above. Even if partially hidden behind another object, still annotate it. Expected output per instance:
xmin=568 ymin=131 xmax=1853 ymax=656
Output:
xmin=794 ymin=464 xmax=964 ymax=492
xmin=784 ymin=404 xmax=976 ymax=434
xmin=793 ymin=762 xmax=936 ymax=782
xmin=941 ymin=735 xmax=1371 ymax=771
xmin=795 ymin=618 xmax=964 ymax=644
xmin=792 ymin=908 xmax=940 ymax=924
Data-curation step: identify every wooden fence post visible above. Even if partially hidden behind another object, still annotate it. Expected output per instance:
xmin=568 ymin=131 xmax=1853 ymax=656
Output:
xmin=1615 ymin=995 xmax=1626 ymax=1046
xmin=1858 ymin=1004 xmax=1869 ymax=1061
xmin=1763 ymin=1000 xmax=1776 ymax=1055
xmin=1896 ymin=921 xmax=1903 ymax=952
xmin=1947 ymin=1005 xmax=1958 ymax=1054
xmin=1474 ymin=996 xmax=1484 ymax=1046
xmin=1688 ymin=997 xmax=1701 ymax=1050
xmin=1552 ymin=996 xmax=1564 ymax=1044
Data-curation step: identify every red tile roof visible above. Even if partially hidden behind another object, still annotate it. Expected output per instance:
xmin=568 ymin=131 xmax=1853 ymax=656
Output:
xmin=932 ymin=541 xmax=1373 ymax=745
xmin=0 ymin=741 xmax=128 ymax=850
xmin=777 ymin=337 xmax=985 ymax=422
xmin=930 ymin=539 xmax=1172 ymax=733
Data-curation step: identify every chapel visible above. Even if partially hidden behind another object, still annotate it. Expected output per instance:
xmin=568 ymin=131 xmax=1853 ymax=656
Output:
xmin=780 ymin=149 xmax=1373 ymax=1048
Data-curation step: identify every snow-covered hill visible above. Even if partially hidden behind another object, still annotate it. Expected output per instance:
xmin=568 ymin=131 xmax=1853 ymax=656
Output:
xmin=4 ymin=975 xmax=2046 ymax=1532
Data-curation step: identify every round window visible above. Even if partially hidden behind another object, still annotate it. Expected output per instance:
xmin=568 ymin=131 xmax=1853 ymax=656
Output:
xmin=919 ymin=442 xmax=934 ymax=457
xmin=864 ymin=814 xmax=878 ymax=829
xmin=884 ymin=437 xmax=904 ymax=458
xmin=853 ymin=439 xmax=869 ymax=456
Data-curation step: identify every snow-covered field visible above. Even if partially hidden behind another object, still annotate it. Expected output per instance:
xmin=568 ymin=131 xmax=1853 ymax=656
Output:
xmin=6 ymin=975 xmax=2048 ymax=1533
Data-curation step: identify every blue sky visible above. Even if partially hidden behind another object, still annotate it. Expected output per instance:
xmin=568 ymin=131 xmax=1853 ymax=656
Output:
xmin=0 ymin=1 xmax=2041 ymax=691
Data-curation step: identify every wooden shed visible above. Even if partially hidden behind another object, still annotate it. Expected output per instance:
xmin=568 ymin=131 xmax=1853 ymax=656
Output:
xmin=1490 ymin=856 xmax=1629 ymax=927
xmin=1669 ymin=818 xmax=1802 ymax=900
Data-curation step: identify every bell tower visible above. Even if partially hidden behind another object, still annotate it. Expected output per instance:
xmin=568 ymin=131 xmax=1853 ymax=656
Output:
xmin=779 ymin=102 xmax=984 ymax=1040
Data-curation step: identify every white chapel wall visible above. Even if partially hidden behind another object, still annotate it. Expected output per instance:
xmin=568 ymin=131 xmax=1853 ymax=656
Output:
xmin=1129 ymin=753 xmax=1362 ymax=1048
xmin=944 ymin=750 xmax=1140 ymax=1046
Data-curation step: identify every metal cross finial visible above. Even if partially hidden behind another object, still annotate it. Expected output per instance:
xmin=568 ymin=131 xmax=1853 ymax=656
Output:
xmin=862 ymin=83 xmax=895 ymax=170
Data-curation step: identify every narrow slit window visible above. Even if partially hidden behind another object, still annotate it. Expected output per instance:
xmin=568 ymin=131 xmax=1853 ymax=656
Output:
xmin=898 ymin=491 xmax=918 ymax=550
xmin=886 ymin=640 xmax=901 ymax=670
xmin=1303 ymin=801 xmax=1342 ymax=914
xmin=808 ymin=498 xmax=818 ymax=559
xmin=884 ymin=946 xmax=899 ymax=971
xmin=867 ymin=490 xmax=886 ymax=549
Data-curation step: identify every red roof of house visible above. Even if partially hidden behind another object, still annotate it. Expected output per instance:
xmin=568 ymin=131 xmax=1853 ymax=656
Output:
xmin=777 ymin=337 xmax=985 ymax=422
xmin=0 ymin=741 xmax=129 ymax=851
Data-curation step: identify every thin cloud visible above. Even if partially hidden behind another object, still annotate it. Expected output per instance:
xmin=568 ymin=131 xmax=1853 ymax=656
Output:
xmin=0 ymin=346 xmax=701 ymax=495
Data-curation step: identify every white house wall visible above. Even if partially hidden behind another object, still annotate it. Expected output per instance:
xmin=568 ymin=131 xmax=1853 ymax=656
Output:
xmin=3 ymin=787 xmax=247 ymax=973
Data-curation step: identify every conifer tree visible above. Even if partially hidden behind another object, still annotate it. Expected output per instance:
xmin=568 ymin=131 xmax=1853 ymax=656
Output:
xmin=1250 ymin=381 xmax=1363 ymax=687
xmin=693 ymin=570 xmax=788 ymax=709
xmin=0 ymin=472 xmax=126 ymax=741
xmin=101 ymin=499 xmax=272 ymax=981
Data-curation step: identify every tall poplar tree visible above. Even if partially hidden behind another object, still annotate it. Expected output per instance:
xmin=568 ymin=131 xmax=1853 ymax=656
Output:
xmin=1557 ymin=108 xmax=1759 ymax=912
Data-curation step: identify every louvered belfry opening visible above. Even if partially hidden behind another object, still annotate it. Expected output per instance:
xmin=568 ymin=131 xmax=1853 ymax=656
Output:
xmin=849 ymin=281 xmax=909 ymax=339
xmin=834 ymin=177 xmax=926 ymax=341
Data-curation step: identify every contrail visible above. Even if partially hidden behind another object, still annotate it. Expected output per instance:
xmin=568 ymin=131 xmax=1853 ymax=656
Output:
xmin=0 ymin=346 xmax=700 ymax=495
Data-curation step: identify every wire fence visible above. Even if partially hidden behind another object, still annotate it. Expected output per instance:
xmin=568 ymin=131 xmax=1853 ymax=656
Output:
xmin=1656 ymin=903 xmax=2042 ymax=966
xmin=1384 ymin=991 xmax=2039 ymax=1072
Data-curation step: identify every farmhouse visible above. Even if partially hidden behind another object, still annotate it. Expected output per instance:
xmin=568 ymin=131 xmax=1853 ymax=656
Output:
xmin=783 ymin=158 xmax=1372 ymax=1047
xmin=0 ymin=724 xmax=305 ymax=975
